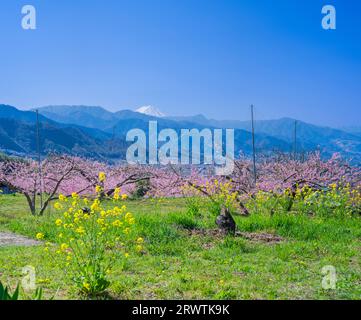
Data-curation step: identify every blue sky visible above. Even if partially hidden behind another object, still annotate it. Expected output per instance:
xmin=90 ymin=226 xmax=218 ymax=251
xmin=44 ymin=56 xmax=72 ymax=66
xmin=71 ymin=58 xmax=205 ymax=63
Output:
xmin=0 ymin=0 xmax=360 ymax=127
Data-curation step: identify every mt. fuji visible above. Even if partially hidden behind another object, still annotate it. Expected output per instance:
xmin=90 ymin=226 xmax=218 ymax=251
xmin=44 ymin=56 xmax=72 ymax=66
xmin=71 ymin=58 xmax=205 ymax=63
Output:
xmin=135 ymin=105 xmax=165 ymax=118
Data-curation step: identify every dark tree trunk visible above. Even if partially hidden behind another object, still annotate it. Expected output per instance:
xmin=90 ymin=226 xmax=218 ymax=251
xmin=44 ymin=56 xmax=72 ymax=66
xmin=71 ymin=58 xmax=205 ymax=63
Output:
xmin=24 ymin=193 xmax=36 ymax=216
xmin=216 ymin=207 xmax=236 ymax=236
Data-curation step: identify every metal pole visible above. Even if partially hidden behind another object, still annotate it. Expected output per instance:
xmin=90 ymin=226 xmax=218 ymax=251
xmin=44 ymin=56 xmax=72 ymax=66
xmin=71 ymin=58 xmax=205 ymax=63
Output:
xmin=36 ymin=110 xmax=43 ymax=211
xmin=112 ymin=125 xmax=116 ymax=153
xmin=251 ymin=105 xmax=257 ymax=185
xmin=294 ymin=120 xmax=297 ymax=160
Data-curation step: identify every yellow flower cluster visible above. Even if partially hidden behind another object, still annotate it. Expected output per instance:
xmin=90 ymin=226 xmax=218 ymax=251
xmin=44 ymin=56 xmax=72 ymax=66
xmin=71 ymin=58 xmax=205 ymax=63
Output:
xmin=205 ymin=180 xmax=239 ymax=210
xmin=52 ymin=193 xmax=134 ymax=242
xmin=99 ymin=172 xmax=106 ymax=182
xmin=112 ymin=187 xmax=128 ymax=201
xmin=252 ymin=183 xmax=361 ymax=217
xmin=114 ymin=187 xmax=121 ymax=200
xmin=39 ymin=172 xmax=145 ymax=295
xmin=36 ymin=232 xmax=44 ymax=240
xmin=255 ymin=190 xmax=272 ymax=202
xmin=182 ymin=179 xmax=240 ymax=215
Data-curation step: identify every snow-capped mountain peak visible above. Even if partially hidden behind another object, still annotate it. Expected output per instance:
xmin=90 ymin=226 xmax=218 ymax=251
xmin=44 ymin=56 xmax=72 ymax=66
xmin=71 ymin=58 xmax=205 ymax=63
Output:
xmin=135 ymin=105 xmax=165 ymax=117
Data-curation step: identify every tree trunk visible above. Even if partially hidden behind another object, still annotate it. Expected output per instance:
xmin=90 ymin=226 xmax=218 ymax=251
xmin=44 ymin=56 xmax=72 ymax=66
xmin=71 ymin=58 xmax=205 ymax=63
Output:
xmin=216 ymin=207 xmax=236 ymax=236
xmin=24 ymin=193 xmax=36 ymax=216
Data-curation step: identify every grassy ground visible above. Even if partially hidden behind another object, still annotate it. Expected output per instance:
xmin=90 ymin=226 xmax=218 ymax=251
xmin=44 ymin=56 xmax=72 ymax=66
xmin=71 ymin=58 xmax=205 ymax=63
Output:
xmin=1 ymin=194 xmax=361 ymax=300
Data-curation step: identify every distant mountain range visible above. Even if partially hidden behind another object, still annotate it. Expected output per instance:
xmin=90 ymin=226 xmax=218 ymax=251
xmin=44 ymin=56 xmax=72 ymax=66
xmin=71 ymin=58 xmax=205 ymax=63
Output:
xmin=0 ymin=105 xmax=125 ymax=160
xmin=169 ymin=114 xmax=361 ymax=159
xmin=340 ymin=126 xmax=361 ymax=138
xmin=1 ymin=104 xmax=360 ymax=163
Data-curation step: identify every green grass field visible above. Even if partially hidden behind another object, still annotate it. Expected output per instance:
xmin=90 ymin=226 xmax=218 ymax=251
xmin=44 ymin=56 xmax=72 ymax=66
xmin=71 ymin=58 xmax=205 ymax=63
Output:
xmin=1 ymin=194 xmax=361 ymax=300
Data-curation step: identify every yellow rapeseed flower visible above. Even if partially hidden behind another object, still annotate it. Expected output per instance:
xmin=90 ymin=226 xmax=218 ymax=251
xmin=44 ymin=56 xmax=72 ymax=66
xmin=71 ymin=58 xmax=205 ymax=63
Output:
xmin=91 ymin=199 xmax=101 ymax=211
xmin=112 ymin=220 xmax=122 ymax=227
xmin=114 ymin=187 xmax=121 ymax=197
xmin=99 ymin=172 xmax=106 ymax=182
xmin=75 ymin=226 xmax=85 ymax=235
xmin=97 ymin=218 xmax=105 ymax=225
xmin=83 ymin=282 xmax=90 ymax=291
xmin=36 ymin=232 xmax=44 ymax=240
xmin=55 ymin=219 xmax=63 ymax=226
xmin=54 ymin=202 xmax=62 ymax=210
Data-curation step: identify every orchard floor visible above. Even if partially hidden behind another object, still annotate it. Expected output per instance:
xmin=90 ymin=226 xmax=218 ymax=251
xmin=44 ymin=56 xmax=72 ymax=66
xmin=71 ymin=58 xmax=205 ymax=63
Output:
xmin=1 ymin=194 xmax=361 ymax=300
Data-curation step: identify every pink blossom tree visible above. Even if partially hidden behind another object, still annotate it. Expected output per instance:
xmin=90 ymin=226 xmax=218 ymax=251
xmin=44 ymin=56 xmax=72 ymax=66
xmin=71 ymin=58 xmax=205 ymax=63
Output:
xmin=1 ymin=152 xmax=360 ymax=216
xmin=0 ymin=155 xmax=86 ymax=215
